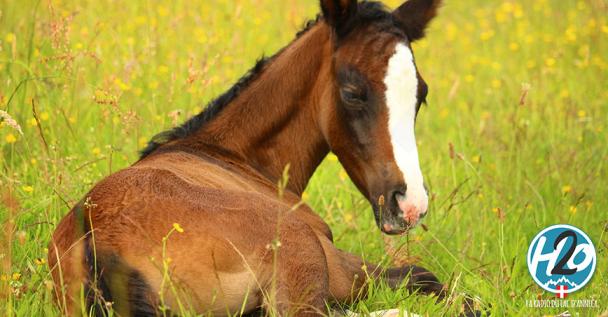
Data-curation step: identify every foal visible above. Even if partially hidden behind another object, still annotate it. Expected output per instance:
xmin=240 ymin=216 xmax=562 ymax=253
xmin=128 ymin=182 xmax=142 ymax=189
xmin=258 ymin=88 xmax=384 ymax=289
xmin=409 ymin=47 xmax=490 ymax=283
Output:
xmin=49 ymin=0 xmax=447 ymax=315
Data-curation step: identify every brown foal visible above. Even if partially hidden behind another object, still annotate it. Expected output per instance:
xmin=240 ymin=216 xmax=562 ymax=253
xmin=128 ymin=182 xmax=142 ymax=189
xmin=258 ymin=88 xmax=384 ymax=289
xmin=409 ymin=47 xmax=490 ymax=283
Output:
xmin=49 ymin=0 xmax=447 ymax=316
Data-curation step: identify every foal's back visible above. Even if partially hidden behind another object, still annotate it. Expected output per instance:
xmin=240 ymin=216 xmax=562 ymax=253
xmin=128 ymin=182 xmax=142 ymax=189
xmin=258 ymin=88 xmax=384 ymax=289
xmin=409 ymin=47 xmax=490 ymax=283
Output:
xmin=48 ymin=151 xmax=320 ymax=315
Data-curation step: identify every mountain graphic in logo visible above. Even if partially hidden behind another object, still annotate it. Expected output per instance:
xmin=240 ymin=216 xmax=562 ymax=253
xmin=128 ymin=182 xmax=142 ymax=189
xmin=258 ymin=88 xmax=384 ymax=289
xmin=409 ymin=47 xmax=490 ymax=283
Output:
xmin=543 ymin=276 xmax=579 ymax=289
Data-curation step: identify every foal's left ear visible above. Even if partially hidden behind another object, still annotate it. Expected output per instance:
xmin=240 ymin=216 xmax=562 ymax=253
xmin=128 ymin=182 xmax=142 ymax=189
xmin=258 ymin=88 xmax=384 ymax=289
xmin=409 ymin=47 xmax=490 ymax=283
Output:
xmin=393 ymin=0 xmax=442 ymax=42
xmin=320 ymin=0 xmax=358 ymax=35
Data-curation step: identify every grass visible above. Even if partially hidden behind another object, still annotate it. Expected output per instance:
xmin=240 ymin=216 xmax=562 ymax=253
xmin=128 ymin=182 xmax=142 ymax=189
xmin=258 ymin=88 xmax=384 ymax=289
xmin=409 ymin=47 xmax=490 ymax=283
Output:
xmin=1 ymin=0 xmax=607 ymax=315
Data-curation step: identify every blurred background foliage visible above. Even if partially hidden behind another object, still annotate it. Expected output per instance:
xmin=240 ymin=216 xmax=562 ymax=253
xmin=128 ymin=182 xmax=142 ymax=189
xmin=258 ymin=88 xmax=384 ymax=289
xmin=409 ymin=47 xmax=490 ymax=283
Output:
xmin=0 ymin=0 xmax=607 ymax=315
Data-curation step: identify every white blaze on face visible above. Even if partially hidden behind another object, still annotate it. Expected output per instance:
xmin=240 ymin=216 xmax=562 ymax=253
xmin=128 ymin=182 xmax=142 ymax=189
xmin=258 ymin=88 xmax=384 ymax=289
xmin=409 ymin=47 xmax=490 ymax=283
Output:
xmin=383 ymin=43 xmax=428 ymax=222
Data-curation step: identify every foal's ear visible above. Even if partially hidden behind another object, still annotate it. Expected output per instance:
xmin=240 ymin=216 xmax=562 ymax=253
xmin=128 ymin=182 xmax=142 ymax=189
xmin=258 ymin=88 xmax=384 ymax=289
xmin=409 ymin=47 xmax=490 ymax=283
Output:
xmin=393 ymin=0 xmax=442 ymax=42
xmin=320 ymin=0 xmax=358 ymax=34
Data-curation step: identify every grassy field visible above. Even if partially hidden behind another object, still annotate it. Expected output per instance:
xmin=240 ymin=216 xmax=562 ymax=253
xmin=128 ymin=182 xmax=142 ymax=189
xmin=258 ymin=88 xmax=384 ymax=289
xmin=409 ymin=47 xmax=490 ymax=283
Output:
xmin=1 ymin=0 xmax=607 ymax=316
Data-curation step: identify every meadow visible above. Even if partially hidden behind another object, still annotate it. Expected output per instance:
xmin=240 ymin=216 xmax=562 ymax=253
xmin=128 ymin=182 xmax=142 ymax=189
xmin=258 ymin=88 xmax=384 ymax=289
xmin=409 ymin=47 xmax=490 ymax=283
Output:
xmin=1 ymin=0 xmax=607 ymax=316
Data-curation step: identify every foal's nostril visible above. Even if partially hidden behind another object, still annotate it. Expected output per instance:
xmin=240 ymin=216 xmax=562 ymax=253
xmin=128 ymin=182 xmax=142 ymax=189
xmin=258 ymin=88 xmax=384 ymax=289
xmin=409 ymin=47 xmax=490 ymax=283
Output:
xmin=391 ymin=188 xmax=406 ymax=202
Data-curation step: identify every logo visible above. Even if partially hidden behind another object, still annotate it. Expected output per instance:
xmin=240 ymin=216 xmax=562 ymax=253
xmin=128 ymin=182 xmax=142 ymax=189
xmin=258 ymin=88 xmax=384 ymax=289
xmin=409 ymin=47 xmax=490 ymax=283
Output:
xmin=527 ymin=224 xmax=596 ymax=298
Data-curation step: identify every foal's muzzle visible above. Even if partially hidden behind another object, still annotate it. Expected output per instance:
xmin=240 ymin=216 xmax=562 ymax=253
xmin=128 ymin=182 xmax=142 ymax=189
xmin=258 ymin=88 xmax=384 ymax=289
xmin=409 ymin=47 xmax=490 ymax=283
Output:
xmin=376 ymin=185 xmax=428 ymax=235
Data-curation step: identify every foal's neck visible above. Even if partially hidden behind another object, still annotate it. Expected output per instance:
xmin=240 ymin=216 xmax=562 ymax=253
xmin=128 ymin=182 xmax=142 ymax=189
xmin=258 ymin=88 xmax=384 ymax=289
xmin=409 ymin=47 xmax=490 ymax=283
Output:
xmin=184 ymin=24 xmax=332 ymax=195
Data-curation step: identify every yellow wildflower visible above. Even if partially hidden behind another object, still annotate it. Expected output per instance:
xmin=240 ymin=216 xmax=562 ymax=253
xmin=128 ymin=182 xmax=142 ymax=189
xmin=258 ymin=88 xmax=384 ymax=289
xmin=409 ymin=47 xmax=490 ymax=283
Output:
xmin=80 ymin=26 xmax=89 ymax=37
xmin=5 ymin=33 xmax=15 ymax=43
xmin=495 ymin=11 xmax=507 ymax=23
xmin=222 ymin=55 xmax=234 ymax=64
xmin=5 ymin=133 xmax=17 ymax=143
xmin=135 ymin=15 xmax=147 ymax=25
xmin=513 ymin=7 xmax=523 ymax=19
xmin=114 ymin=78 xmax=131 ymax=91
xmin=172 ymin=223 xmax=184 ymax=233
xmin=501 ymin=2 xmax=514 ymax=13
xmin=22 ymin=185 xmax=34 ymax=193
xmin=491 ymin=79 xmax=502 ymax=89
xmin=480 ymin=30 xmax=495 ymax=41
xmin=157 ymin=65 xmax=170 ymax=74
xmin=139 ymin=137 xmax=148 ymax=148
xmin=565 ymin=27 xmax=577 ymax=42
xmin=344 ymin=213 xmax=353 ymax=223
xmin=562 ymin=185 xmax=572 ymax=194
xmin=157 ymin=5 xmax=169 ymax=17
xmin=149 ymin=81 xmax=159 ymax=89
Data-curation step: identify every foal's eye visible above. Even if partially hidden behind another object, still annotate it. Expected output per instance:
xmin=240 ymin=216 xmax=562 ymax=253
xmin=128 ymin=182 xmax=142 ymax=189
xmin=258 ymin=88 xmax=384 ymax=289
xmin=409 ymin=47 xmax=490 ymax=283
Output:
xmin=340 ymin=85 xmax=367 ymax=108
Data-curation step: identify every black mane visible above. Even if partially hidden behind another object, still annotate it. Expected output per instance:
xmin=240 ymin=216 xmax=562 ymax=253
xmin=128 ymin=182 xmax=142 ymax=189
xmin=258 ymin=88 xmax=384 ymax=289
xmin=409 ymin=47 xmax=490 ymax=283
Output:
xmin=139 ymin=2 xmax=393 ymax=159
xmin=139 ymin=55 xmax=271 ymax=159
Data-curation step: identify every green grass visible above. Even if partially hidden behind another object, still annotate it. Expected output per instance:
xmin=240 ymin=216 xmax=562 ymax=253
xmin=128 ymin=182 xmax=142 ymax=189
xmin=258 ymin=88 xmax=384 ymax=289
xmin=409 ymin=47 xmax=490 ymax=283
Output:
xmin=1 ymin=0 xmax=607 ymax=316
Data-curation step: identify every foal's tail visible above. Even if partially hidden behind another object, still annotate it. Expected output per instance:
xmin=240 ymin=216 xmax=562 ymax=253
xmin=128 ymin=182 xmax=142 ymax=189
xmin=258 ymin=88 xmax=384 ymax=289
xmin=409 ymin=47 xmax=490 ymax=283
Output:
xmin=48 ymin=201 xmax=91 ymax=315
xmin=48 ymin=201 xmax=156 ymax=316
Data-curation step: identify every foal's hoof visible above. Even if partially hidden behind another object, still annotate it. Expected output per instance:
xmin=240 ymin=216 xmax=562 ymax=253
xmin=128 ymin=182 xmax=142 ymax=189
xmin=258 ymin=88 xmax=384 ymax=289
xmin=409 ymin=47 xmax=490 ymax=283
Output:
xmin=384 ymin=265 xmax=445 ymax=297
xmin=385 ymin=265 xmax=489 ymax=316
xmin=460 ymin=296 xmax=490 ymax=317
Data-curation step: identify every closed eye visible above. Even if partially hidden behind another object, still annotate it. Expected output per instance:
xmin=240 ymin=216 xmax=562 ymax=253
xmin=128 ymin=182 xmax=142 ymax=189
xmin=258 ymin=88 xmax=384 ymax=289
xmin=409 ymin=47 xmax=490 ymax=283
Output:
xmin=337 ymin=66 xmax=370 ymax=110
xmin=340 ymin=84 xmax=368 ymax=110
xmin=340 ymin=85 xmax=368 ymax=106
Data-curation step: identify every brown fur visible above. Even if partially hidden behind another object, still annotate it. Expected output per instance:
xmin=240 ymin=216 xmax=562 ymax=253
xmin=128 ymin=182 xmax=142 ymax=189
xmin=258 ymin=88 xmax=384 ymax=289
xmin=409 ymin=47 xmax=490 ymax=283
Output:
xmin=48 ymin=1 xmax=445 ymax=316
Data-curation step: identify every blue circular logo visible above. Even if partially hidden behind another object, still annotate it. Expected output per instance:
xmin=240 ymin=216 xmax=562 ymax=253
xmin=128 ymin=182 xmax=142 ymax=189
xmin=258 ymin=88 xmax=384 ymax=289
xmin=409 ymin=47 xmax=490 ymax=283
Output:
xmin=527 ymin=224 xmax=596 ymax=297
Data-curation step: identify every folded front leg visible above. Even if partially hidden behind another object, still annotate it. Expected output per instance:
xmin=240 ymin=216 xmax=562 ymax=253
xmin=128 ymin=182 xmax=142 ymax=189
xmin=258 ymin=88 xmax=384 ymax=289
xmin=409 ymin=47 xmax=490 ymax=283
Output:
xmin=317 ymin=234 xmax=445 ymax=303
xmin=383 ymin=265 xmax=446 ymax=298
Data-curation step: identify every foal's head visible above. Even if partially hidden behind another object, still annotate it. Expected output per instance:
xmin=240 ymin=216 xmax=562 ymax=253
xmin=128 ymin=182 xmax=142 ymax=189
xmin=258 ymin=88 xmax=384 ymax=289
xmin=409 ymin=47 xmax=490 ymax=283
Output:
xmin=318 ymin=0 xmax=441 ymax=234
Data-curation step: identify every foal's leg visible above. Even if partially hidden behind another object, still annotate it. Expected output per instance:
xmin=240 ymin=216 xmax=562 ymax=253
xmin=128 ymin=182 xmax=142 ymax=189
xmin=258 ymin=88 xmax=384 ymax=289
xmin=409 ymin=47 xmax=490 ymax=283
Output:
xmin=265 ymin=221 xmax=331 ymax=316
xmin=317 ymin=235 xmax=445 ymax=304
xmin=383 ymin=265 xmax=445 ymax=297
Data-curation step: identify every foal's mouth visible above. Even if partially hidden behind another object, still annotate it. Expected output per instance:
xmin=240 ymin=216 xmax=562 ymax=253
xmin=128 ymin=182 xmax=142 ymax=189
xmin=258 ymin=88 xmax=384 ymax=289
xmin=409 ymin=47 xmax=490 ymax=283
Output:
xmin=381 ymin=222 xmax=410 ymax=235
xmin=374 ymin=193 xmax=413 ymax=235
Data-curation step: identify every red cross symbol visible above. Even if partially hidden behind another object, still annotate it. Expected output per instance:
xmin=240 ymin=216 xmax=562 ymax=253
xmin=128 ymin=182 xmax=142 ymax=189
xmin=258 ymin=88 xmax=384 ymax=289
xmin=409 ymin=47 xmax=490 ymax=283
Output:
xmin=556 ymin=285 xmax=568 ymax=299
